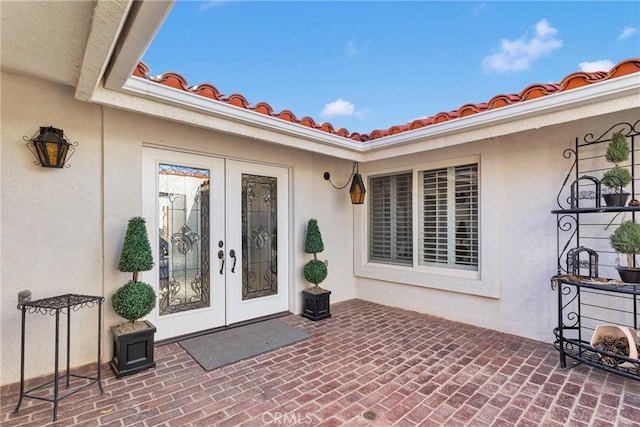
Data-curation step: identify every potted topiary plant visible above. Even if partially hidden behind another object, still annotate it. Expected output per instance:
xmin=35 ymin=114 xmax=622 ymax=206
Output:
xmin=610 ymin=220 xmax=640 ymax=283
xmin=301 ymin=219 xmax=331 ymax=321
xmin=602 ymin=131 xmax=632 ymax=207
xmin=109 ymin=216 xmax=157 ymax=378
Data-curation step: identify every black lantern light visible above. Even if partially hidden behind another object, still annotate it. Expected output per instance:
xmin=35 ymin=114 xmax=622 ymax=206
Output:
xmin=25 ymin=126 xmax=78 ymax=168
xmin=324 ymin=162 xmax=366 ymax=205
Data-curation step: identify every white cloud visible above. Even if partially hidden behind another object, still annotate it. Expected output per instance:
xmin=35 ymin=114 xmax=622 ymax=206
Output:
xmin=321 ymin=99 xmax=355 ymax=118
xmin=618 ymin=26 xmax=638 ymax=41
xmin=320 ymin=99 xmax=370 ymax=120
xmin=199 ymin=1 xmax=229 ymax=11
xmin=471 ymin=3 xmax=487 ymax=15
xmin=482 ymin=18 xmax=563 ymax=73
xmin=345 ymin=38 xmax=371 ymax=57
xmin=579 ymin=60 xmax=614 ymax=72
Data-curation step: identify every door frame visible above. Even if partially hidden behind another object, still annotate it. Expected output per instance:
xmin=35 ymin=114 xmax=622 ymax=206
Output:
xmin=225 ymin=160 xmax=290 ymax=325
xmin=141 ymin=146 xmax=293 ymax=340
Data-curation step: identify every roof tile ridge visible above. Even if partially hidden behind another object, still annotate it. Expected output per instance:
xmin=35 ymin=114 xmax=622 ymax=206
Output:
xmin=252 ymin=102 xmax=274 ymax=116
xmin=520 ymin=82 xmax=561 ymax=101
xmin=604 ymin=57 xmax=640 ymax=79
xmin=153 ymin=71 xmax=189 ymax=91
xmin=486 ymin=93 xmax=521 ymax=109
xmin=360 ymin=58 xmax=640 ymax=141
xmin=221 ymin=93 xmax=250 ymax=109
xmin=134 ymin=61 xmax=150 ymax=78
xmin=133 ymin=58 xmax=639 ymax=144
xmin=191 ymin=83 xmax=222 ymax=101
xmin=133 ymin=62 xmax=357 ymax=140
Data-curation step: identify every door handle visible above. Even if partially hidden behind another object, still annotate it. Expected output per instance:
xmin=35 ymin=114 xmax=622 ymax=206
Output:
xmin=217 ymin=250 xmax=225 ymax=274
xmin=230 ymin=249 xmax=237 ymax=273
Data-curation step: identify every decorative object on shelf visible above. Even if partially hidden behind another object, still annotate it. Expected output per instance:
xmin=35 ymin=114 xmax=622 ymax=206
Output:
xmin=566 ymin=246 xmax=599 ymax=278
xmin=110 ymin=217 xmax=157 ymax=378
xmin=570 ymin=176 xmax=601 ymax=209
xmin=609 ymin=220 xmax=640 ymax=283
xmin=301 ymin=219 xmax=331 ymax=321
xmin=601 ymin=131 xmax=632 ymax=207
xmin=590 ymin=325 xmax=639 ymax=367
xmin=324 ymin=162 xmax=366 ymax=204
xmin=24 ymin=126 xmax=78 ymax=168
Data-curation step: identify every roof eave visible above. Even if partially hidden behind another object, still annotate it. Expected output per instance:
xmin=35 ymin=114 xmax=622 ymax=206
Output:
xmin=364 ymin=72 xmax=640 ymax=154
xmin=116 ymin=72 xmax=639 ymax=161
xmin=121 ymin=75 xmax=365 ymax=153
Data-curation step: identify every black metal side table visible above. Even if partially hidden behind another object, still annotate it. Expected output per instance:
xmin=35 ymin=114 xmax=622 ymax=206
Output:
xmin=14 ymin=294 xmax=104 ymax=422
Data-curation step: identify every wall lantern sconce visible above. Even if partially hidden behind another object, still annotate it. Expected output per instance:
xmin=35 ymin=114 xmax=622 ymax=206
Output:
xmin=324 ymin=162 xmax=366 ymax=205
xmin=24 ymin=126 xmax=78 ymax=168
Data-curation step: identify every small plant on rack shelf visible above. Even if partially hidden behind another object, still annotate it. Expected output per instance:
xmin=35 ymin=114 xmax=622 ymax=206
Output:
xmin=610 ymin=220 xmax=640 ymax=283
xmin=601 ymin=131 xmax=632 ymax=207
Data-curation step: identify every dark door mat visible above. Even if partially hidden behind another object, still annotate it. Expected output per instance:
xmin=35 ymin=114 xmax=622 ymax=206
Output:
xmin=178 ymin=319 xmax=310 ymax=371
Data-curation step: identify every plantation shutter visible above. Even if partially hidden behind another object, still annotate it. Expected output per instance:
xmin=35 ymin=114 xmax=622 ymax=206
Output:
xmin=421 ymin=168 xmax=449 ymax=264
xmin=369 ymin=172 xmax=413 ymax=265
xmin=454 ymin=164 xmax=478 ymax=268
xmin=420 ymin=164 xmax=478 ymax=270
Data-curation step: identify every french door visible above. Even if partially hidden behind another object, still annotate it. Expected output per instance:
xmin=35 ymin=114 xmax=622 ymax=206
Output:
xmin=141 ymin=148 xmax=289 ymax=340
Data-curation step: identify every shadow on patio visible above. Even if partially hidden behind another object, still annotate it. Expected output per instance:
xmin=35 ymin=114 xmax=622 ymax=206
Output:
xmin=2 ymin=299 xmax=640 ymax=426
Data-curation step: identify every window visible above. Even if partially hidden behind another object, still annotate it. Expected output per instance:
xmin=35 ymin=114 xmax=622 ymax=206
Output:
xmin=369 ymin=172 xmax=413 ymax=265
xmin=368 ymin=163 xmax=478 ymax=271
xmin=419 ymin=164 xmax=478 ymax=270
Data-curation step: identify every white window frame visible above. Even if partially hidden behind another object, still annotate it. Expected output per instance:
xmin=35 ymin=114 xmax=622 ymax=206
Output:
xmin=418 ymin=163 xmax=478 ymax=271
xmin=354 ymin=155 xmax=501 ymax=299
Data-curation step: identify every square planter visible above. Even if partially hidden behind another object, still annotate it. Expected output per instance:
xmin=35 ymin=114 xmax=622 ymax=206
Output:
xmin=301 ymin=288 xmax=331 ymax=321
xmin=109 ymin=320 xmax=156 ymax=378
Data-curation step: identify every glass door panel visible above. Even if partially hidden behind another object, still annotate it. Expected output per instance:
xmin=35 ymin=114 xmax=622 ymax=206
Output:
xmin=158 ymin=164 xmax=210 ymax=314
xmin=226 ymin=161 xmax=289 ymax=324
xmin=142 ymin=149 xmax=226 ymax=340
xmin=242 ymin=174 xmax=278 ymax=300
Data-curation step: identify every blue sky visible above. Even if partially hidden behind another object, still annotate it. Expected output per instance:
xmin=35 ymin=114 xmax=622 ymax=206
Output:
xmin=143 ymin=1 xmax=640 ymax=134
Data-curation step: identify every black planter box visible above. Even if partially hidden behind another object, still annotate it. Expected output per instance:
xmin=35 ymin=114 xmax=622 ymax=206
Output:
xmin=616 ymin=266 xmax=640 ymax=283
xmin=110 ymin=320 xmax=156 ymax=378
xmin=301 ymin=288 xmax=331 ymax=321
xmin=603 ymin=192 xmax=630 ymax=207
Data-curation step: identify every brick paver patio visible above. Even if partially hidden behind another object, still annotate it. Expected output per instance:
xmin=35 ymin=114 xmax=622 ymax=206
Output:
xmin=2 ymin=299 xmax=639 ymax=426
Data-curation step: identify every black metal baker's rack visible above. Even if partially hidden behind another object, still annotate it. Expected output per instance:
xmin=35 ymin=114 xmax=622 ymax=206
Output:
xmin=551 ymin=120 xmax=640 ymax=381
xmin=14 ymin=293 xmax=104 ymax=421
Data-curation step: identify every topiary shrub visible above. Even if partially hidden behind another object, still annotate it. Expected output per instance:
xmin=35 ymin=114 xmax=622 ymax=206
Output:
xmin=304 ymin=219 xmax=324 ymax=254
xmin=303 ymin=219 xmax=327 ymax=288
xmin=118 ymin=217 xmax=154 ymax=283
xmin=602 ymin=132 xmax=632 ymax=192
xmin=605 ymin=132 xmax=630 ymax=165
xmin=304 ymin=260 xmax=328 ymax=286
xmin=114 ymin=217 xmax=156 ymax=324
xmin=112 ymin=280 xmax=156 ymax=323
xmin=602 ymin=166 xmax=633 ymax=189
xmin=610 ymin=220 xmax=640 ymax=268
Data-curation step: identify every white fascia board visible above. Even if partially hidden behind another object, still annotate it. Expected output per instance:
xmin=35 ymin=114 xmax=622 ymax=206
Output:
xmin=104 ymin=0 xmax=175 ymax=91
xmin=122 ymin=76 xmax=365 ymax=153
xmin=75 ymin=0 xmax=133 ymax=101
xmin=363 ymin=73 xmax=640 ymax=153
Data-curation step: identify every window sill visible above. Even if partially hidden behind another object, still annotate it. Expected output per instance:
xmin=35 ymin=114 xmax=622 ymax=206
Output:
xmin=354 ymin=261 xmax=500 ymax=299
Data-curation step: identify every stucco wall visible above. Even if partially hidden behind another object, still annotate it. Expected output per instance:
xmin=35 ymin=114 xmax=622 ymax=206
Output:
xmin=1 ymin=72 xmax=104 ymax=386
xmin=354 ymin=109 xmax=640 ymax=343
xmin=1 ymin=73 xmax=355 ymax=386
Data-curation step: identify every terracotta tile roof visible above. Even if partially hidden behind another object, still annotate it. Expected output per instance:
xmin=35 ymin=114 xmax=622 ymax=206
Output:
xmin=134 ymin=58 xmax=640 ymax=143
